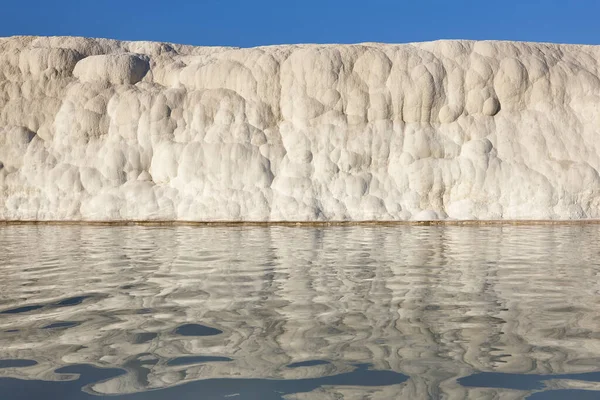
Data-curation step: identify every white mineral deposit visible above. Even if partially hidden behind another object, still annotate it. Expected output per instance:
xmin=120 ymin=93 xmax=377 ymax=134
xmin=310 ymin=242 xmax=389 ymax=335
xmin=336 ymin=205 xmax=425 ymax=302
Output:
xmin=1 ymin=36 xmax=599 ymax=221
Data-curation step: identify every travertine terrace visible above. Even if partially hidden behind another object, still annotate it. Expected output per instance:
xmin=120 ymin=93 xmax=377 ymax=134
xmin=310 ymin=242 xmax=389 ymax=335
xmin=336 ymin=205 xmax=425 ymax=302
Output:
xmin=1 ymin=36 xmax=600 ymax=221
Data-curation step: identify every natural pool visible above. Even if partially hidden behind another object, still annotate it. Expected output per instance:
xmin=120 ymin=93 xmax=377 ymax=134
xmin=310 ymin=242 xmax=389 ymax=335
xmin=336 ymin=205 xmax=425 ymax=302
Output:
xmin=1 ymin=225 xmax=600 ymax=399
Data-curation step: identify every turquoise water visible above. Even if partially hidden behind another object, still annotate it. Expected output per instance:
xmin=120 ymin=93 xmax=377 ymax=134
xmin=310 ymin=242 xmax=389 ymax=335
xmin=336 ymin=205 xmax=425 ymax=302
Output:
xmin=1 ymin=225 xmax=600 ymax=399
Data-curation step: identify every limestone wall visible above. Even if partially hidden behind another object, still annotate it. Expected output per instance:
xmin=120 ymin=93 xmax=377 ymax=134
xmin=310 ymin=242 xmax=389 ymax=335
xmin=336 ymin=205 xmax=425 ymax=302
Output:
xmin=1 ymin=36 xmax=600 ymax=220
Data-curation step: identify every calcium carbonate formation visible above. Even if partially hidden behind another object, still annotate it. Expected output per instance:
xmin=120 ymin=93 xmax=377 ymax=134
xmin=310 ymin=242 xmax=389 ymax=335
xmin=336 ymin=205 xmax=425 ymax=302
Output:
xmin=1 ymin=36 xmax=599 ymax=221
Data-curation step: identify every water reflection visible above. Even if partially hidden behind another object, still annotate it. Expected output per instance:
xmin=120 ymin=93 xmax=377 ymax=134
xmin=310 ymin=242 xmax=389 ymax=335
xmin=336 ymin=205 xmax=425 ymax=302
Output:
xmin=0 ymin=225 xmax=600 ymax=399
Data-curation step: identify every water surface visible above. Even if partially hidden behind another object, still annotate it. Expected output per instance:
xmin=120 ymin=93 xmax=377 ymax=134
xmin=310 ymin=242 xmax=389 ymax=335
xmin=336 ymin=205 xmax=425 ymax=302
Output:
xmin=1 ymin=225 xmax=600 ymax=399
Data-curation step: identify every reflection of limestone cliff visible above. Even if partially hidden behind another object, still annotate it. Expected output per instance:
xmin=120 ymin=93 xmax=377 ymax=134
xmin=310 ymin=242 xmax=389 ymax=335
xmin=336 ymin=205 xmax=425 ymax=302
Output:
xmin=1 ymin=225 xmax=600 ymax=398
xmin=1 ymin=37 xmax=600 ymax=221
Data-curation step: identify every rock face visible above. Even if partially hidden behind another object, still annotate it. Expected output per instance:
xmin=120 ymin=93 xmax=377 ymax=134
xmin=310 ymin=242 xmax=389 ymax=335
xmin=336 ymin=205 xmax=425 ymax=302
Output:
xmin=1 ymin=36 xmax=600 ymax=221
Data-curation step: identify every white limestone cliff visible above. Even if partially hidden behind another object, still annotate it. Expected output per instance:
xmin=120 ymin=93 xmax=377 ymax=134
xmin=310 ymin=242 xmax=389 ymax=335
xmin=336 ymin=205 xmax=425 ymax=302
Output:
xmin=1 ymin=36 xmax=600 ymax=221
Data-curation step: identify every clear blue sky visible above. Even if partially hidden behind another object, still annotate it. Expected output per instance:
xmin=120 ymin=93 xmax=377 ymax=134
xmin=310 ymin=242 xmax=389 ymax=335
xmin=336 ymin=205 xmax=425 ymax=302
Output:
xmin=1 ymin=0 xmax=599 ymax=47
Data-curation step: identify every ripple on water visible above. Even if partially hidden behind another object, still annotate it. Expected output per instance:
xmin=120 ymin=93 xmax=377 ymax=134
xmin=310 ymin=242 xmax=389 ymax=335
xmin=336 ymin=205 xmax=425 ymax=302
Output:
xmin=42 ymin=321 xmax=79 ymax=330
xmin=0 ymin=304 xmax=44 ymax=314
xmin=55 ymin=295 xmax=92 ymax=307
xmin=287 ymin=360 xmax=331 ymax=368
xmin=131 ymin=332 xmax=157 ymax=344
xmin=166 ymin=356 xmax=232 ymax=366
xmin=0 ymin=294 xmax=97 ymax=315
xmin=174 ymin=324 xmax=223 ymax=337
xmin=0 ymin=360 xmax=38 ymax=369
xmin=460 ymin=371 xmax=600 ymax=391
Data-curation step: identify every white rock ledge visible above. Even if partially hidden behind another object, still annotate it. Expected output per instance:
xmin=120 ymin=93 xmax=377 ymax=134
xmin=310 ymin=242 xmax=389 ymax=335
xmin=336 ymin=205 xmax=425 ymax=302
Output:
xmin=1 ymin=36 xmax=600 ymax=221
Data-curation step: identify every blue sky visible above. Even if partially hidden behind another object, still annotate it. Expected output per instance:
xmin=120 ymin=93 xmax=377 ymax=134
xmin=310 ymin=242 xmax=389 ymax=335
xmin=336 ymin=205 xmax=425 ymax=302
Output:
xmin=1 ymin=0 xmax=599 ymax=47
